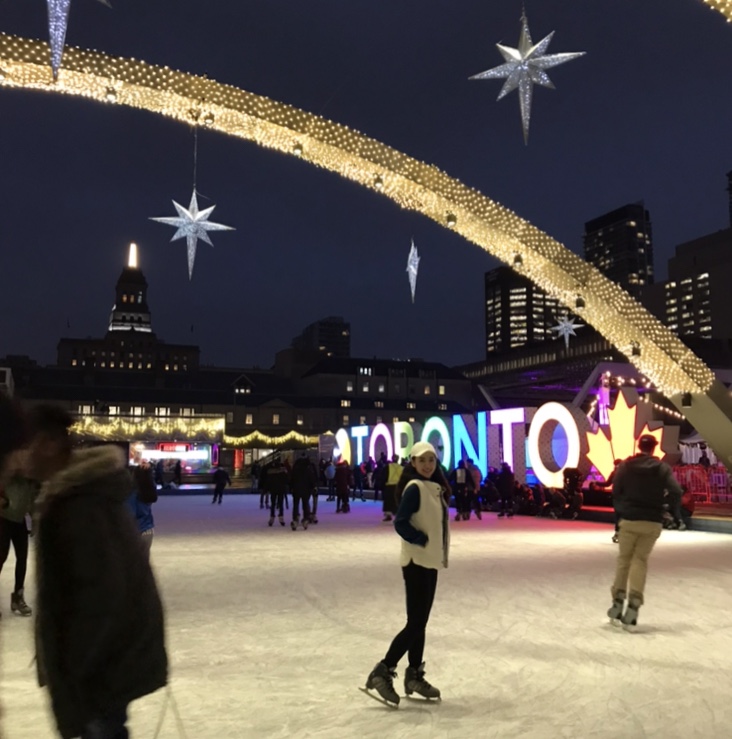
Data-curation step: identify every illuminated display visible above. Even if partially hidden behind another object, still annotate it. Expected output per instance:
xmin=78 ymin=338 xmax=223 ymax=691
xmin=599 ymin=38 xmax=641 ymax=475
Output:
xmin=332 ymin=388 xmax=674 ymax=487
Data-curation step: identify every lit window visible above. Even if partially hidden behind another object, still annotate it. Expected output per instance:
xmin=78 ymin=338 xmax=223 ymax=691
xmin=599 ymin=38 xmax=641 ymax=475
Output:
xmin=363 ymin=383 xmax=369 ymax=392
xmin=392 ymin=417 xmax=399 ymax=423
xmin=407 ymin=402 xmax=416 ymax=410
xmin=78 ymin=404 xmax=92 ymax=415
xmin=296 ymin=415 xmax=304 ymax=426
xmin=378 ymin=383 xmax=385 ymax=393
xmin=272 ymin=414 xmax=280 ymax=425
xmin=245 ymin=414 xmax=253 ymax=425
xmin=438 ymin=403 xmax=447 ymax=411
xmin=165 ymin=364 xmax=170 ymax=371
xmin=343 ymin=415 xmax=349 ymax=424
xmin=438 ymin=385 xmax=446 ymax=396
xmin=131 ymin=407 xmax=144 ymax=417
xmin=374 ymin=401 xmax=384 ymax=408
xmin=109 ymin=406 xmax=120 ymax=415
xmin=346 ymin=381 xmax=354 ymax=392
xmin=409 ymin=417 xmax=415 ymax=423
xmin=110 ymin=361 xmax=116 ymax=368
xmin=360 ymin=416 xmax=366 ymax=425
xmin=71 ymin=359 xmax=77 ymax=367
xmin=341 ymin=399 xmax=351 ymax=408
xmin=424 ymin=386 xmax=431 ymax=395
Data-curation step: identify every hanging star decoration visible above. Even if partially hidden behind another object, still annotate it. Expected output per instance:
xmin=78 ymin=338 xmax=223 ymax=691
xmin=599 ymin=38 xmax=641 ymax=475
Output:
xmin=47 ymin=0 xmax=111 ymax=81
xmin=406 ymin=239 xmax=420 ymax=303
xmin=469 ymin=10 xmax=585 ymax=143
xmin=551 ymin=313 xmax=584 ymax=349
xmin=150 ymin=189 xmax=235 ymax=279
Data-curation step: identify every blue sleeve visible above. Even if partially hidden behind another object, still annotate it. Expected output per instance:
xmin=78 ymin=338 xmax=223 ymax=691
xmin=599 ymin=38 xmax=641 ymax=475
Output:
xmin=394 ymin=484 xmax=428 ymax=546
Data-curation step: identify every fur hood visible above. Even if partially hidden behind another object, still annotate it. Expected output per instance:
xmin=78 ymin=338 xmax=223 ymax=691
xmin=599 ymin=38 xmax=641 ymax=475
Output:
xmin=37 ymin=446 xmax=129 ymax=513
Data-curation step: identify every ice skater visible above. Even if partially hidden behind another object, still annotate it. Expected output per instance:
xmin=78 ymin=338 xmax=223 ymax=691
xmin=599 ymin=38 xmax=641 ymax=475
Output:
xmin=607 ymin=434 xmax=683 ymax=630
xmin=212 ymin=465 xmax=232 ymax=504
xmin=363 ymin=441 xmax=450 ymax=707
xmin=265 ymin=457 xmax=289 ymax=526
xmin=0 ymin=449 xmax=39 ymax=617
xmin=496 ymin=462 xmax=515 ymax=518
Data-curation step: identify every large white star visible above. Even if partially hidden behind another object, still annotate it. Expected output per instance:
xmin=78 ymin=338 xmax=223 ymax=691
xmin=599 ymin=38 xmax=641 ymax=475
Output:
xmin=47 ymin=0 xmax=111 ymax=81
xmin=551 ymin=314 xmax=584 ymax=349
xmin=150 ymin=190 xmax=235 ymax=279
xmin=469 ymin=11 xmax=585 ymax=143
xmin=406 ymin=239 xmax=420 ymax=303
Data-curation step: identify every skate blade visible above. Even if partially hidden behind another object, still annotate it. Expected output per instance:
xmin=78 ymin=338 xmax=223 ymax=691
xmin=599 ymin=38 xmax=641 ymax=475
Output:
xmin=359 ymin=687 xmax=399 ymax=709
xmin=406 ymin=694 xmax=441 ymax=702
xmin=621 ymin=622 xmax=638 ymax=633
xmin=609 ymin=617 xmax=622 ymax=627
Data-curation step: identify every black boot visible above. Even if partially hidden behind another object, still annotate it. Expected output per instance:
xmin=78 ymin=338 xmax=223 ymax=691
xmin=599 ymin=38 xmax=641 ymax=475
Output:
xmin=365 ymin=661 xmax=400 ymax=706
xmin=11 ymin=589 xmax=32 ymax=617
xmin=404 ymin=662 xmax=440 ymax=699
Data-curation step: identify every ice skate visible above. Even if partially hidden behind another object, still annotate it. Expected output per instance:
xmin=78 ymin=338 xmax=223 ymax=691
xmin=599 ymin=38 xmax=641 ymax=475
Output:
xmin=311 ymin=515 xmax=318 ymax=525
xmin=454 ymin=513 xmax=461 ymax=522
xmin=362 ymin=661 xmax=400 ymax=708
xmin=11 ymin=590 xmax=32 ymax=617
xmin=607 ymin=591 xmax=625 ymax=626
xmin=268 ymin=516 xmax=275 ymax=527
xmin=498 ymin=511 xmax=505 ymax=518
xmin=301 ymin=517 xmax=309 ymax=530
xmin=621 ymin=598 xmax=641 ymax=632
xmin=383 ymin=514 xmax=392 ymax=522
xmin=279 ymin=515 xmax=285 ymax=527
xmin=612 ymin=533 xmax=619 ymax=543
xmin=475 ymin=510 xmax=482 ymax=520
xmin=404 ymin=662 xmax=441 ymax=700
xmin=291 ymin=518 xmax=299 ymax=531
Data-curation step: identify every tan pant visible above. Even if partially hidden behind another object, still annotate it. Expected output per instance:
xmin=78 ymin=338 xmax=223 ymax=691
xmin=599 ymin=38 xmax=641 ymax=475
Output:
xmin=611 ymin=519 xmax=662 ymax=604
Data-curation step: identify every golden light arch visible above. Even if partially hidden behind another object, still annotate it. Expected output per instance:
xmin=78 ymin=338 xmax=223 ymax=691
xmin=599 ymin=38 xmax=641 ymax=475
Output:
xmin=2 ymin=26 xmax=732 ymax=466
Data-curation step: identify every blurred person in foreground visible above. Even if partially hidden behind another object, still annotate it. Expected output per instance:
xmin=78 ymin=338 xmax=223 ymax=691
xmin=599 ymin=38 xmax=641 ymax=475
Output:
xmin=27 ymin=404 xmax=167 ymax=739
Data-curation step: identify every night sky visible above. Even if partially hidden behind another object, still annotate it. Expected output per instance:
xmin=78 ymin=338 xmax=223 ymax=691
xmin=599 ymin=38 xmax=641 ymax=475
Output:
xmin=0 ymin=0 xmax=731 ymax=370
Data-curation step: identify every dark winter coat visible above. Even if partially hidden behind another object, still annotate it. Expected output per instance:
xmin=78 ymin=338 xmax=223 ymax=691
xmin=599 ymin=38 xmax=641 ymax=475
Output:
xmin=334 ymin=463 xmax=352 ymax=494
xmin=613 ymin=453 xmax=683 ymax=523
xmin=35 ymin=446 xmax=167 ymax=739
xmin=213 ymin=467 xmax=231 ymax=490
xmin=497 ymin=466 xmax=515 ymax=497
xmin=290 ymin=457 xmax=317 ymax=494
xmin=264 ymin=464 xmax=289 ymax=495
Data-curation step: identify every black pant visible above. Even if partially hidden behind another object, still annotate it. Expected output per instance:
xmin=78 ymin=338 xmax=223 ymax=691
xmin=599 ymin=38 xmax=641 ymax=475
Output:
xmin=500 ymin=493 xmax=513 ymax=514
xmin=383 ymin=485 xmax=398 ymax=515
xmin=0 ymin=518 xmax=29 ymax=593
xmin=292 ymin=491 xmax=312 ymax=521
xmin=383 ymin=562 xmax=438 ymax=669
xmin=213 ymin=484 xmax=226 ymax=503
xmin=269 ymin=492 xmax=285 ymax=517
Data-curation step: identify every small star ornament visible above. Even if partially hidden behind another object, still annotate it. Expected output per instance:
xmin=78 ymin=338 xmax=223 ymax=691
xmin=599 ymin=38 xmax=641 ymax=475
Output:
xmin=406 ymin=239 xmax=420 ymax=303
xmin=47 ymin=0 xmax=111 ymax=81
xmin=150 ymin=189 xmax=235 ymax=279
xmin=469 ymin=10 xmax=585 ymax=143
xmin=551 ymin=314 xmax=584 ymax=349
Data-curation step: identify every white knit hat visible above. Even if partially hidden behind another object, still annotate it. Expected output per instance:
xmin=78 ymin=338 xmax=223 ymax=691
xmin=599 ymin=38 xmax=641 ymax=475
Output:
xmin=410 ymin=441 xmax=437 ymax=459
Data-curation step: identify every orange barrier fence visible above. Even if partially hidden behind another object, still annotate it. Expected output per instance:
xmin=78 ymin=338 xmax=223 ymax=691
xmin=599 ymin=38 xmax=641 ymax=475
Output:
xmin=673 ymin=464 xmax=732 ymax=504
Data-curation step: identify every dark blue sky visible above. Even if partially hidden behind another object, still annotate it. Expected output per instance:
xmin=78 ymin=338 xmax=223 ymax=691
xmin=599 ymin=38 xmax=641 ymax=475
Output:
xmin=0 ymin=0 xmax=731 ymax=369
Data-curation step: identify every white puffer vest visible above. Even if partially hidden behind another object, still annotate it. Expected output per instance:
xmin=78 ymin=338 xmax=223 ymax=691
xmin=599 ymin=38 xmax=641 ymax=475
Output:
xmin=400 ymin=479 xmax=450 ymax=570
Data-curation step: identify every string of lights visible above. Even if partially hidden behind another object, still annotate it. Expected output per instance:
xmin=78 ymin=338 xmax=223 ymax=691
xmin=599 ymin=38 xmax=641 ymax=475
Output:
xmin=702 ymin=0 xmax=732 ymax=22
xmin=223 ymin=430 xmax=319 ymax=448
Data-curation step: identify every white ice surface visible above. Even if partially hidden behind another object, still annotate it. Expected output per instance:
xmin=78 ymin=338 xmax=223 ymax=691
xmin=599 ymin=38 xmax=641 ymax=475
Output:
xmin=3 ymin=495 xmax=732 ymax=739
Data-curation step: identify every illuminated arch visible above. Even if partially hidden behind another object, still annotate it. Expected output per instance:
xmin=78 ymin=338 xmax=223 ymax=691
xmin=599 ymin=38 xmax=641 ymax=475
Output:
xmin=2 ymin=29 xmax=732 ymax=467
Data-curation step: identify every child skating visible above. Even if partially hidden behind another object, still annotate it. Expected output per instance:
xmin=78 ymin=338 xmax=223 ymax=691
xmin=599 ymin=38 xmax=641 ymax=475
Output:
xmin=362 ymin=441 xmax=450 ymax=707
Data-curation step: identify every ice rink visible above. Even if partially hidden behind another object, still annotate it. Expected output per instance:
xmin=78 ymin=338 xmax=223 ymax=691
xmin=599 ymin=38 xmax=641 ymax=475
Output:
xmin=3 ymin=494 xmax=732 ymax=739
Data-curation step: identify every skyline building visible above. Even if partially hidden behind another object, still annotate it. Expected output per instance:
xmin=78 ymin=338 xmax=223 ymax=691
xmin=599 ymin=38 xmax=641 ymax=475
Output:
xmin=484 ymin=266 xmax=561 ymax=357
xmin=291 ymin=316 xmax=351 ymax=358
xmin=583 ymin=202 xmax=654 ymax=297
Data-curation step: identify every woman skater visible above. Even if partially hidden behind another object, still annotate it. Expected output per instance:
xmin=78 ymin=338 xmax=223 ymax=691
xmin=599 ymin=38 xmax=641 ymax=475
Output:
xmin=363 ymin=441 xmax=450 ymax=707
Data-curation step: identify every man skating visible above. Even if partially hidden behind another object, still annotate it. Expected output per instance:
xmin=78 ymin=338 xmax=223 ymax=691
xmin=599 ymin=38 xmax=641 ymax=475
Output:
xmin=607 ymin=434 xmax=683 ymax=630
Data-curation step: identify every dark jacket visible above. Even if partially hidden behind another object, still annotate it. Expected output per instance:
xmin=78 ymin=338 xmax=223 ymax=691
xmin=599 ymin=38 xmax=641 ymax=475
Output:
xmin=497 ymin=466 xmax=515 ymax=497
xmin=613 ymin=453 xmax=683 ymax=523
xmin=264 ymin=464 xmax=289 ymax=496
xmin=35 ymin=446 xmax=167 ymax=739
xmin=213 ymin=467 xmax=231 ymax=489
xmin=290 ymin=457 xmax=317 ymax=494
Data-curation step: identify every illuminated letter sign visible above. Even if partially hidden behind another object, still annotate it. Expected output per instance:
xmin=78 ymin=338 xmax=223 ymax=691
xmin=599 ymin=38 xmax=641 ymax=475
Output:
xmin=350 ymin=425 xmax=369 ymax=465
xmin=490 ymin=408 xmax=526 ymax=470
xmin=527 ymin=403 xmax=587 ymax=488
xmin=421 ymin=416 xmax=451 ymax=467
xmin=368 ymin=423 xmax=394 ymax=462
xmin=334 ymin=428 xmax=352 ymax=465
xmin=452 ymin=412 xmax=488 ymax=479
xmin=393 ymin=421 xmax=415 ymax=462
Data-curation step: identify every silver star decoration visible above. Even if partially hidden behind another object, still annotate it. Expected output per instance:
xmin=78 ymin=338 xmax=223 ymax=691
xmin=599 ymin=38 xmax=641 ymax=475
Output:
xmin=406 ymin=239 xmax=420 ymax=303
xmin=551 ymin=314 xmax=584 ymax=349
xmin=469 ymin=11 xmax=585 ymax=143
xmin=47 ymin=0 xmax=111 ymax=81
xmin=150 ymin=189 xmax=235 ymax=279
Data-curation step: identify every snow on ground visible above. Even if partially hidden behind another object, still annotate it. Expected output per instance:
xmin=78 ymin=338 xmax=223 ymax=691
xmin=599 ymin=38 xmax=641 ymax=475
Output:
xmin=3 ymin=495 xmax=732 ymax=738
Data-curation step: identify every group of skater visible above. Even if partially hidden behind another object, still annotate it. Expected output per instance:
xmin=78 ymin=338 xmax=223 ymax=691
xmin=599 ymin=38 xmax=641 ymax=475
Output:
xmin=0 ymin=387 xmax=700 ymax=729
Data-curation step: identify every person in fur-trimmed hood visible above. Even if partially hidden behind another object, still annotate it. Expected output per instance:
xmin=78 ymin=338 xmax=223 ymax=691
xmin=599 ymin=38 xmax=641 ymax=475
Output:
xmin=27 ymin=405 xmax=167 ymax=739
